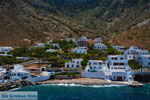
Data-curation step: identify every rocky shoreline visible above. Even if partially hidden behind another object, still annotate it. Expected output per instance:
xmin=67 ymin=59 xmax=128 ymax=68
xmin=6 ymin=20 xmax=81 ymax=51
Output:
xmin=37 ymin=78 xmax=130 ymax=86
xmin=0 ymin=78 xmax=143 ymax=91
xmin=0 ymin=80 xmax=36 ymax=91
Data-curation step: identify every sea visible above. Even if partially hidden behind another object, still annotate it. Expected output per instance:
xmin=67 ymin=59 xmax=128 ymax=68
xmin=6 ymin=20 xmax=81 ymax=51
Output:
xmin=13 ymin=84 xmax=150 ymax=100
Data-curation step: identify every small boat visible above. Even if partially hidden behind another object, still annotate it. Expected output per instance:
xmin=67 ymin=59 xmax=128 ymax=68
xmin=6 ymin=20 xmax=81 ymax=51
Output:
xmin=27 ymin=71 xmax=55 ymax=82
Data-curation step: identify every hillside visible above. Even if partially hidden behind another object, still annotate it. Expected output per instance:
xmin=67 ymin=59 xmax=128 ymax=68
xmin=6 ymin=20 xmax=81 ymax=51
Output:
xmin=111 ymin=22 xmax=150 ymax=50
xmin=0 ymin=0 xmax=96 ymax=46
xmin=0 ymin=0 xmax=150 ymax=48
xmin=34 ymin=0 xmax=150 ymax=37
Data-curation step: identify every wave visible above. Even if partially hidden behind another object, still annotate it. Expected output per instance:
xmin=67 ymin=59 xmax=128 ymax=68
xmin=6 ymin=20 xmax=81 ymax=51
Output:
xmin=41 ymin=83 xmax=126 ymax=88
xmin=9 ymin=87 xmax=22 ymax=91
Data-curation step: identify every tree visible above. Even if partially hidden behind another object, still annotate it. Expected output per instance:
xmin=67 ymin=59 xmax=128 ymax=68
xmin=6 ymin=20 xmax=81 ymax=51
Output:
xmin=9 ymin=47 xmax=30 ymax=57
xmin=30 ymin=47 xmax=46 ymax=58
xmin=81 ymin=54 xmax=90 ymax=60
xmin=99 ymin=57 xmax=107 ymax=61
xmin=81 ymin=59 xmax=88 ymax=68
xmin=58 ymin=59 xmax=67 ymax=67
xmin=74 ymin=68 xmax=79 ymax=72
xmin=129 ymin=60 xmax=142 ymax=69
xmin=88 ymin=44 xmax=94 ymax=50
xmin=63 ymin=68 xmax=69 ymax=72
xmin=106 ymin=48 xmax=123 ymax=55
xmin=47 ymin=56 xmax=59 ymax=62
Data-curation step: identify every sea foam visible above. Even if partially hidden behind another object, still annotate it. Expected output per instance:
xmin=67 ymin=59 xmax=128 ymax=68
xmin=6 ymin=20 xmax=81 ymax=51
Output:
xmin=41 ymin=83 xmax=126 ymax=88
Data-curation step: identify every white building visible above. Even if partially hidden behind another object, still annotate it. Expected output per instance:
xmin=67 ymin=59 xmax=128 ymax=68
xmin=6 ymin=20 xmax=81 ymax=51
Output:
xmin=77 ymin=36 xmax=89 ymax=47
xmin=111 ymin=72 xmax=130 ymax=81
xmin=36 ymin=43 xmax=45 ymax=48
xmin=0 ymin=54 xmax=13 ymax=57
xmin=46 ymin=49 xmax=58 ymax=52
xmin=85 ymin=60 xmax=106 ymax=72
xmin=16 ymin=57 xmax=31 ymax=61
xmin=106 ymin=55 xmax=132 ymax=81
xmin=0 ymin=66 xmax=7 ymax=83
xmin=82 ymin=55 xmax=133 ymax=81
xmin=107 ymin=55 xmax=130 ymax=71
xmin=0 ymin=47 xmax=12 ymax=53
xmin=94 ymin=43 xmax=107 ymax=51
xmin=136 ymin=55 xmax=150 ymax=68
xmin=124 ymin=46 xmax=149 ymax=60
xmin=65 ymin=38 xmax=76 ymax=42
xmin=112 ymin=46 xmax=126 ymax=52
xmin=50 ymin=43 xmax=60 ymax=49
xmin=82 ymin=60 xmax=107 ymax=79
xmin=65 ymin=59 xmax=83 ymax=70
xmin=72 ymin=47 xmax=87 ymax=54
xmin=11 ymin=65 xmax=30 ymax=81
xmin=94 ymin=38 xmax=102 ymax=43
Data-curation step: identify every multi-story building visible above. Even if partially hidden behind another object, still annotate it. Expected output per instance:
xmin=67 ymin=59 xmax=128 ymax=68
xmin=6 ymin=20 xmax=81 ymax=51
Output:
xmin=124 ymin=46 xmax=149 ymax=60
xmin=136 ymin=55 xmax=150 ymax=68
xmin=72 ymin=47 xmax=87 ymax=54
xmin=94 ymin=43 xmax=107 ymax=51
xmin=94 ymin=38 xmax=102 ymax=43
xmin=107 ymin=55 xmax=130 ymax=71
xmin=85 ymin=60 xmax=106 ymax=72
xmin=50 ymin=43 xmax=60 ymax=49
xmin=0 ymin=47 xmax=12 ymax=53
xmin=77 ymin=36 xmax=89 ymax=47
xmin=106 ymin=55 xmax=132 ymax=81
xmin=65 ymin=59 xmax=83 ymax=70
xmin=112 ymin=46 xmax=126 ymax=52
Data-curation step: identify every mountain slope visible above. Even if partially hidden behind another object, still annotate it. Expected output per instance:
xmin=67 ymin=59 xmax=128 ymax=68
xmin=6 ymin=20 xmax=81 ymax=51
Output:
xmin=111 ymin=22 xmax=150 ymax=50
xmin=32 ymin=0 xmax=150 ymax=37
xmin=0 ymin=0 xmax=150 ymax=48
xmin=0 ymin=0 xmax=96 ymax=46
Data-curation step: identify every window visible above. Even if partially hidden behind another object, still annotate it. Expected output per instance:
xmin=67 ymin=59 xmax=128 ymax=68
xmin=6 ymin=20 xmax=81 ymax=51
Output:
xmin=114 ymin=63 xmax=119 ymax=66
xmin=138 ymin=57 xmax=142 ymax=60
xmin=112 ymin=57 xmax=117 ymax=60
xmin=67 ymin=64 xmax=69 ymax=68
xmin=76 ymin=65 xmax=80 ymax=68
xmin=124 ymin=76 xmax=126 ymax=80
xmin=72 ymin=64 xmax=74 ymax=67
xmin=120 ymin=63 xmax=125 ymax=66
xmin=120 ymin=58 xmax=124 ymax=60
xmin=99 ymin=62 xmax=102 ymax=65
xmin=114 ymin=76 xmax=116 ymax=79
xmin=89 ymin=63 xmax=91 ymax=66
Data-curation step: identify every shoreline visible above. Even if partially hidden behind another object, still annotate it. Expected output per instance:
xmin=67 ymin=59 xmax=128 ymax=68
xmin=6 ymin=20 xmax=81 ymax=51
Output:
xmin=37 ymin=78 xmax=130 ymax=86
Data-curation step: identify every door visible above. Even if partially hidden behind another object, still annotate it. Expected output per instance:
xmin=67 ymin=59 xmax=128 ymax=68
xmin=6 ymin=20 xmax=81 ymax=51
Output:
xmin=117 ymin=76 xmax=123 ymax=81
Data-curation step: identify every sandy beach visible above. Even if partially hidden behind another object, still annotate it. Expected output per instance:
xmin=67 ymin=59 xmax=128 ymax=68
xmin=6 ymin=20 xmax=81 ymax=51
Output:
xmin=38 ymin=78 xmax=130 ymax=86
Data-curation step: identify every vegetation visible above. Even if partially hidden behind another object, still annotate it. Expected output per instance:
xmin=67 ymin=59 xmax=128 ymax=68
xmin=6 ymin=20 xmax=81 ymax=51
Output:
xmin=129 ymin=60 xmax=143 ymax=69
xmin=52 ymin=39 xmax=75 ymax=51
xmin=0 ymin=56 xmax=23 ymax=65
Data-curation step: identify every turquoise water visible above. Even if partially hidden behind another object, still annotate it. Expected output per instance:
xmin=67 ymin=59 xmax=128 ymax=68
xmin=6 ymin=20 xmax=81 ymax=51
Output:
xmin=14 ymin=84 xmax=150 ymax=100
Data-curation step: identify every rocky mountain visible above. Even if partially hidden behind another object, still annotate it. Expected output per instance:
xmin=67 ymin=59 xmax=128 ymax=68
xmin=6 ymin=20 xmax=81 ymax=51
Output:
xmin=0 ymin=0 xmax=96 ymax=46
xmin=0 ymin=0 xmax=150 ymax=48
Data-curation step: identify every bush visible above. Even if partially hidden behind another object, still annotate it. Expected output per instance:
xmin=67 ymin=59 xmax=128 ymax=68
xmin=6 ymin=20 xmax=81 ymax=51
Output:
xmin=129 ymin=60 xmax=142 ymax=69
xmin=106 ymin=48 xmax=123 ymax=55
xmin=9 ymin=47 xmax=30 ymax=57
xmin=81 ymin=59 xmax=88 ymax=68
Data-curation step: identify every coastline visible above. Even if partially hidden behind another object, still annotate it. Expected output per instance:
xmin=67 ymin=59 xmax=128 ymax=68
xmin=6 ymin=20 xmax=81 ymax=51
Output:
xmin=37 ymin=78 xmax=130 ymax=86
